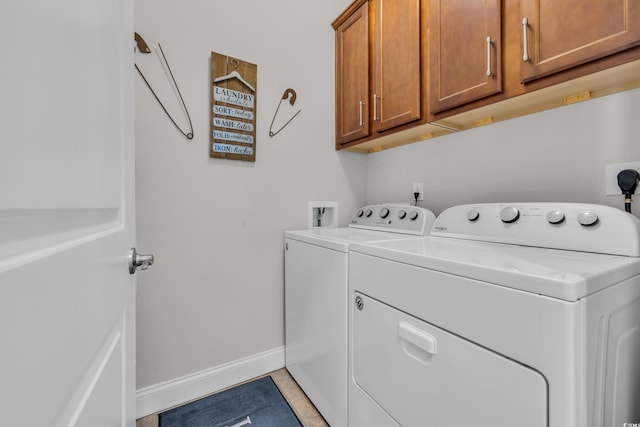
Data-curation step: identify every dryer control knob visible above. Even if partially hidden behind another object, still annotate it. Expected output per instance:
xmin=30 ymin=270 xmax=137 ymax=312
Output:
xmin=499 ymin=206 xmax=520 ymax=223
xmin=546 ymin=210 xmax=565 ymax=225
xmin=356 ymin=209 xmax=364 ymax=217
xmin=364 ymin=209 xmax=373 ymax=217
xmin=379 ymin=207 xmax=390 ymax=219
xmin=467 ymin=209 xmax=480 ymax=222
xmin=398 ymin=209 xmax=407 ymax=220
xmin=578 ymin=210 xmax=599 ymax=227
xmin=408 ymin=211 xmax=419 ymax=220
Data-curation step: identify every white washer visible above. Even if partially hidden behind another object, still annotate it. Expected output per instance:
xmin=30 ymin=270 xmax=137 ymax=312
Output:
xmin=348 ymin=203 xmax=640 ymax=427
xmin=285 ymin=204 xmax=436 ymax=427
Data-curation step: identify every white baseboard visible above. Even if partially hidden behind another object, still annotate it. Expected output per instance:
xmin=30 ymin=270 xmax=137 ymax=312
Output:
xmin=135 ymin=346 xmax=285 ymax=419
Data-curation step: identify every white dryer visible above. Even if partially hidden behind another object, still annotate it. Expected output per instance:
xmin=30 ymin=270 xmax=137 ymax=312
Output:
xmin=285 ymin=204 xmax=436 ymax=427
xmin=348 ymin=203 xmax=640 ymax=427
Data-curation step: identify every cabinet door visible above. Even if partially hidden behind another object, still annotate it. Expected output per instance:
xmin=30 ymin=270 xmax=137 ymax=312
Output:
xmin=335 ymin=2 xmax=370 ymax=146
xmin=521 ymin=0 xmax=640 ymax=82
xmin=429 ymin=0 xmax=501 ymax=113
xmin=371 ymin=0 xmax=422 ymax=133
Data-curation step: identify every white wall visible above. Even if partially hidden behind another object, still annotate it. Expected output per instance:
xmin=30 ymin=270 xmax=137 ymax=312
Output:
xmin=134 ymin=0 xmax=362 ymax=389
xmin=367 ymin=89 xmax=640 ymax=216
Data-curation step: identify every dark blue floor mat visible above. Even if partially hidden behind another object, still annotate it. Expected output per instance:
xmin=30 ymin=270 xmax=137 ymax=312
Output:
xmin=158 ymin=376 xmax=302 ymax=427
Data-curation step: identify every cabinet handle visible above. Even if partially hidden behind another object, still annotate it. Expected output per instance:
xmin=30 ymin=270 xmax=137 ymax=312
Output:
xmin=486 ymin=36 xmax=493 ymax=77
xmin=373 ymin=94 xmax=379 ymax=121
xmin=359 ymin=101 xmax=364 ymax=126
xmin=522 ymin=18 xmax=530 ymax=62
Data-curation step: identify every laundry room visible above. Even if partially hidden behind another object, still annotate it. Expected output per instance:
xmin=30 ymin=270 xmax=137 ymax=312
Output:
xmin=132 ymin=0 xmax=640 ymax=421
xmin=6 ymin=0 xmax=640 ymax=424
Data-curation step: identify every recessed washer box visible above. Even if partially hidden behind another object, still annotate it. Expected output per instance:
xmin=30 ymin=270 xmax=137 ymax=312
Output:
xmin=308 ymin=201 xmax=338 ymax=228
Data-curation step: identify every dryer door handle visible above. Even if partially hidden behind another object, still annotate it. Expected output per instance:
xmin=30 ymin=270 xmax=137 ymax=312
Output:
xmin=399 ymin=321 xmax=437 ymax=356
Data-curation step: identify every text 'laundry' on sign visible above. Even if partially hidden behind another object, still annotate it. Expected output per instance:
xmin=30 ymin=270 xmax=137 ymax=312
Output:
xmin=213 ymin=86 xmax=255 ymax=109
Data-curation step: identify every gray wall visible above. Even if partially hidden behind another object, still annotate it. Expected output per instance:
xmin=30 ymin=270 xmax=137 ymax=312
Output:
xmin=367 ymin=89 xmax=640 ymax=216
xmin=134 ymin=0 xmax=363 ymax=388
xmin=135 ymin=0 xmax=640 ymax=391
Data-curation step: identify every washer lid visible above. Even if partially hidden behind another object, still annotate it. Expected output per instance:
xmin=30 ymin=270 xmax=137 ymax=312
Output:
xmin=285 ymin=204 xmax=436 ymax=252
xmin=285 ymin=227 xmax=422 ymax=252
xmin=349 ymin=236 xmax=640 ymax=301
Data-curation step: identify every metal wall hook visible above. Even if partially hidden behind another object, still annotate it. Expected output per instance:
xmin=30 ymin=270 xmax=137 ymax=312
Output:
xmin=269 ymin=88 xmax=301 ymax=137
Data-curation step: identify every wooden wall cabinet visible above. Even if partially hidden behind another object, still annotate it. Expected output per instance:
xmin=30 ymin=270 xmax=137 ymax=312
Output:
xmin=371 ymin=0 xmax=422 ymax=133
xmin=334 ymin=1 xmax=370 ymax=145
xmin=431 ymin=0 xmax=640 ymax=117
xmin=429 ymin=0 xmax=502 ymax=113
xmin=520 ymin=0 xmax=640 ymax=83
xmin=333 ymin=0 xmax=424 ymax=149
xmin=334 ymin=0 xmax=640 ymax=153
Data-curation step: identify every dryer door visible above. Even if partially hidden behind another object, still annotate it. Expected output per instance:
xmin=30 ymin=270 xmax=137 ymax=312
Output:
xmin=352 ymin=293 xmax=547 ymax=427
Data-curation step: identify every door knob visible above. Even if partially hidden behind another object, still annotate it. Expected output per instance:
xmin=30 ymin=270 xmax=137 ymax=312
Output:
xmin=128 ymin=248 xmax=154 ymax=274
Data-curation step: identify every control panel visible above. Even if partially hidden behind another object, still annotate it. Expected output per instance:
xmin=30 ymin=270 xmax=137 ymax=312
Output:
xmin=432 ymin=203 xmax=640 ymax=256
xmin=350 ymin=204 xmax=436 ymax=236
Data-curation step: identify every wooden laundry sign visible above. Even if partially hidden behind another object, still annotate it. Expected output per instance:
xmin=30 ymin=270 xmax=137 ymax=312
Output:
xmin=210 ymin=52 xmax=257 ymax=161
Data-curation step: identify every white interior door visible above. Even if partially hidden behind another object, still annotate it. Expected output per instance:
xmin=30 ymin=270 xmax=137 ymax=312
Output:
xmin=0 ymin=0 xmax=136 ymax=426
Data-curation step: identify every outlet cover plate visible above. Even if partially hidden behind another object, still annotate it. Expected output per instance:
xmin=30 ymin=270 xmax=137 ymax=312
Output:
xmin=412 ymin=182 xmax=424 ymax=201
xmin=605 ymin=162 xmax=640 ymax=195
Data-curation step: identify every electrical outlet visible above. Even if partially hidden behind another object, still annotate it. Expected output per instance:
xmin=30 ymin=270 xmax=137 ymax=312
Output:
xmin=605 ymin=162 xmax=640 ymax=195
xmin=412 ymin=182 xmax=424 ymax=201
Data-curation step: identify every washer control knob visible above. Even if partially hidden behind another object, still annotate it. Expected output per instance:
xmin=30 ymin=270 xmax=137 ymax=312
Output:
xmin=379 ymin=207 xmax=390 ymax=219
xmin=398 ymin=209 xmax=407 ymax=220
xmin=578 ymin=210 xmax=599 ymax=227
xmin=499 ymin=206 xmax=520 ymax=223
xmin=467 ymin=209 xmax=480 ymax=222
xmin=408 ymin=210 xmax=419 ymax=221
xmin=546 ymin=210 xmax=565 ymax=225
xmin=364 ymin=209 xmax=373 ymax=217
xmin=356 ymin=209 xmax=364 ymax=217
